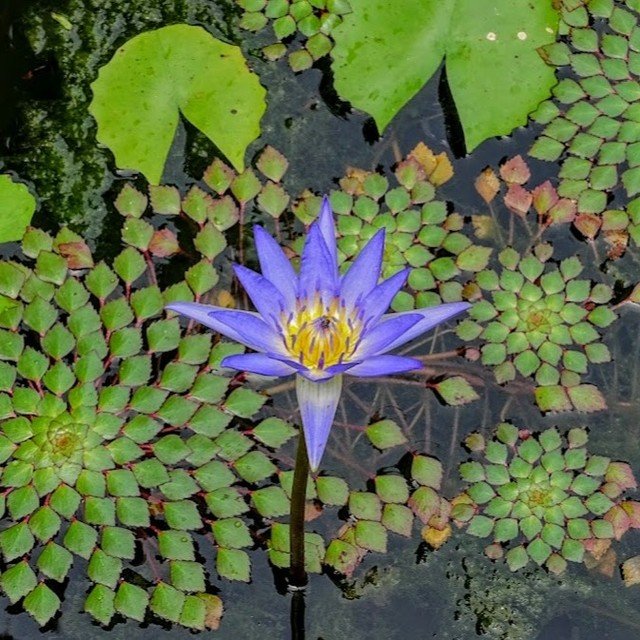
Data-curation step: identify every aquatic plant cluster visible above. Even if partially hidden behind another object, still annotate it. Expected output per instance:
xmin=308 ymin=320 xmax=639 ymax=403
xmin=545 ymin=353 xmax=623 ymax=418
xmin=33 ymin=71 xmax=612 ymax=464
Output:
xmin=236 ymin=0 xmax=351 ymax=70
xmin=0 ymin=133 xmax=636 ymax=628
xmin=459 ymin=245 xmax=615 ymax=412
xmin=455 ymin=426 xmax=639 ymax=573
xmin=298 ymin=144 xmax=492 ymax=310
xmin=0 ymin=190 xmax=280 ymax=628
xmin=532 ymin=0 xmax=640 ymax=255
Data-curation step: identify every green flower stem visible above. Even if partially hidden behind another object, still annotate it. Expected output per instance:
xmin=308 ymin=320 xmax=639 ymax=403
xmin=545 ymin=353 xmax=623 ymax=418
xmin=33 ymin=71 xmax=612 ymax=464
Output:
xmin=289 ymin=433 xmax=309 ymax=588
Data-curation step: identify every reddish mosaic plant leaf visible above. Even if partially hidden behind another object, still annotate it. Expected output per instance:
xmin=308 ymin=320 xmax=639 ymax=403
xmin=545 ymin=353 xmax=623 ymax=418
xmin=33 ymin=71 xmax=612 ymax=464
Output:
xmin=504 ymin=184 xmax=533 ymax=217
xmin=475 ymin=168 xmax=501 ymax=204
xmin=500 ymin=156 xmax=531 ymax=185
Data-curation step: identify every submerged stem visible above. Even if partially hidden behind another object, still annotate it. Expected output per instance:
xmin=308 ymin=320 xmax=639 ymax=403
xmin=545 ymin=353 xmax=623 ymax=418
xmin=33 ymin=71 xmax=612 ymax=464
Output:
xmin=289 ymin=434 xmax=309 ymax=588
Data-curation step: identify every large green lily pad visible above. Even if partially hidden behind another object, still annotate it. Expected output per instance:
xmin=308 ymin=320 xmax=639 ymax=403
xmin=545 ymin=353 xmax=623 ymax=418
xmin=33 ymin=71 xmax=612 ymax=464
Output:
xmin=90 ymin=24 xmax=266 ymax=183
xmin=331 ymin=0 xmax=559 ymax=151
xmin=0 ymin=175 xmax=36 ymax=244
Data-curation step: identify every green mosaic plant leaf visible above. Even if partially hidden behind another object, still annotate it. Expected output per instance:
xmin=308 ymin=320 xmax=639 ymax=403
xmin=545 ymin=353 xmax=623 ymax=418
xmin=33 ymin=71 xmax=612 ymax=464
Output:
xmin=0 ymin=561 xmax=37 ymax=603
xmin=216 ymin=548 xmax=251 ymax=582
xmin=331 ymin=0 xmax=558 ymax=149
xmin=90 ymin=24 xmax=266 ymax=183
xmin=23 ymin=583 xmax=60 ymax=626
xmin=462 ymin=245 xmax=616 ymax=411
xmin=365 ymin=419 xmax=407 ymax=450
xmin=432 ymin=376 xmax=479 ymax=406
xmin=114 ymin=582 xmax=149 ymax=622
xmin=316 ymin=475 xmax=349 ymax=506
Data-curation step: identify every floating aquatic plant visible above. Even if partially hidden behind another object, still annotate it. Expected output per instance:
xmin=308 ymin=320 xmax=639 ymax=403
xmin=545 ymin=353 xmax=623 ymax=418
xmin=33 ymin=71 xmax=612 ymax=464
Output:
xmin=0 ymin=194 xmax=286 ymax=628
xmin=294 ymin=143 xmax=493 ymax=310
xmin=531 ymin=0 xmax=640 ymax=256
xmin=458 ymin=244 xmax=617 ymax=412
xmin=0 ymin=175 xmax=37 ymax=245
xmin=322 ymin=455 xmax=450 ymax=576
xmin=167 ymin=194 xmax=470 ymax=586
xmin=330 ymin=0 xmax=559 ymax=148
xmin=236 ymin=0 xmax=351 ymax=71
xmin=454 ymin=424 xmax=639 ymax=574
xmin=127 ymin=144 xmax=290 ymax=233
xmin=90 ymin=24 xmax=267 ymax=183
xmin=474 ymin=155 xmax=578 ymax=229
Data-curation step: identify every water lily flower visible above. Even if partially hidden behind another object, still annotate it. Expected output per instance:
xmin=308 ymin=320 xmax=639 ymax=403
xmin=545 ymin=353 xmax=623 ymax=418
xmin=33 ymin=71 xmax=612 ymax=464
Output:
xmin=167 ymin=198 xmax=469 ymax=470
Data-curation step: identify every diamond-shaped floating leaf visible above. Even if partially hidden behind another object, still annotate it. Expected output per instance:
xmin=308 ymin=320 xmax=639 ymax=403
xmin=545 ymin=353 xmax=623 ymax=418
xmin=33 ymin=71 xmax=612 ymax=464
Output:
xmin=251 ymin=418 xmax=297 ymax=448
xmin=206 ymin=487 xmax=249 ymax=518
xmin=432 ymin=376 xmax=479 ymax=406
xmin=212 ymin=518 xmax=253 ymax=549
xmin=316 ymin=475 xmax=349 ymax=506
xmin=349 ymin=491 xmax=382 ymax=521
xmin=411 ymin=456 xmax=443 ymax=489
xmin=114 ymin=582 xmax=149 ymax=622
xmin=224 ymin=387 xmax=266 ymax=418
xmin=365 ymin=419 xmax=407 ymax=450
xmin=150 ymin=582 xmax=185 ymax=623
xmin=0 ymin=561 xmax=37 ymax=603
xmin=216 ymin=547 xmax=251 ymax=582
xmin=23 ymin=583 xmax=61 ymax=627
xmin=171 ymin=560 xmax=206 ymax=592
xmin=234 ymin=451 xmax=277 ymax=483
xmin=85 ymin=584 xmax=116 ymax=625
xmin=101 ymin=526 xmax=136 ymax=560
xmin=256 ymin=146 xmax=289 ymax=182
xmin=0 ymin=522 xmax=35 ymax=562
xmin=354 ymin=520 xmax=387 ymax=553
xmin=252 ymin=486 xmax=289 ymax=517
xmin=163 ymin=500 xmax=202 ymax=531
xmin=375 ymin=475 xmax=410 ymax=504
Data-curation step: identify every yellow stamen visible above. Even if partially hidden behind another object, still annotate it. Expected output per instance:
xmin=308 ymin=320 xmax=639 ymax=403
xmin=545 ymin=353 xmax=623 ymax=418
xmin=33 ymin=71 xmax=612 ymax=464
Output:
xmin=284 ymin=295 xmax=361 ymax=372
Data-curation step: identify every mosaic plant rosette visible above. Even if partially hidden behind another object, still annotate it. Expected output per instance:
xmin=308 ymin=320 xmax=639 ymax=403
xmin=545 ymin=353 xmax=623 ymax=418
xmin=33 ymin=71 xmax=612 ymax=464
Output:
xmin=454 ymin=424 xmax=639 ymax=574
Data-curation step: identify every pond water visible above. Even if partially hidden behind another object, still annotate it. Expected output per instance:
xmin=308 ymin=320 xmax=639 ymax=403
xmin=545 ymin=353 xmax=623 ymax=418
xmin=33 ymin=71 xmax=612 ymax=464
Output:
xmin=1 ymin=1 xmax=640 ymax=639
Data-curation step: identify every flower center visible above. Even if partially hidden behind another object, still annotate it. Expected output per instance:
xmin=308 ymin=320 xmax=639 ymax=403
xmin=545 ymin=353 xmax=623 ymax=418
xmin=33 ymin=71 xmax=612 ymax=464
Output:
xmin=283 ymin=296 xmax=362 ymax=371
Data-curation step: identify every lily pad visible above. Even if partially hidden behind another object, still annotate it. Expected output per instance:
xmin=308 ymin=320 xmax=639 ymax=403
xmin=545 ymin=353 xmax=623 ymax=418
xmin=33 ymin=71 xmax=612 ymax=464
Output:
xmin=331 ymin=0 xmax=559 ymax=150
xmin=90 ymin=24 xmax=266 ymax=183
xmin=0 ymin=175 xmax=37 ymax=244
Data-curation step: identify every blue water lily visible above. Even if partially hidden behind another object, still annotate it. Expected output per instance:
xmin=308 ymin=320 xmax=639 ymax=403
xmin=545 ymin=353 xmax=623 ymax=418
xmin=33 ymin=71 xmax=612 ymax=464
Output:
xmin=167 ymin=198 xmax=469 ymax=470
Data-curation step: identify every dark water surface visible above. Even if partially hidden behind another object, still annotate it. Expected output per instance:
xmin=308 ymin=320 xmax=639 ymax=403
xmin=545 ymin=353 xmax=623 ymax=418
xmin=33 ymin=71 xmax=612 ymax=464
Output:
xmin=1 ymin=2 xmax=640 ymax=639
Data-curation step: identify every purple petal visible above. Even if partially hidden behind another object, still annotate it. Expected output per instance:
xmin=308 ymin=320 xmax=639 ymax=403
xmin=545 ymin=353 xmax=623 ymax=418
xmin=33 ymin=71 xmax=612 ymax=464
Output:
xmin=381 ymin=302 xmax=471 ymax=352
xmin=299 ymin=222 xmax=338 ymax=299
xmin=353 ymin=313 xmax=423 ymax=359
xmin=359 ymin=268 xmax=410 ymax=326
xmin=340 ymin=229 xmax=384 ymax=307
xmin=317 ymin=196 xmax=337 ymax=267
xmin=296 ymin=373 xmax=342 ymax=472
xmin=346 ymin=355 xmax=422 ymax=377
xmin=221 ymin=353 xmax=296 ymax=377
xmin=254 ymin=225 xmax=298 ymax=305
xmin=166 ymin=302 xmax=269 ymax=349
xmin=233 ymin=264 xmax=287 ymax=327
xmin=295 ymin=361 xmax=355 ymax=381
xmin=205 ymin=309 xmax=287 ymax=354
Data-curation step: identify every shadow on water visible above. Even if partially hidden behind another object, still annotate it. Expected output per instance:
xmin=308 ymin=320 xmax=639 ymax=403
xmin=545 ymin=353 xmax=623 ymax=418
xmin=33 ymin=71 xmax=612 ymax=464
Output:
xmin=290 ymin=591 xmax=306 ymax=640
